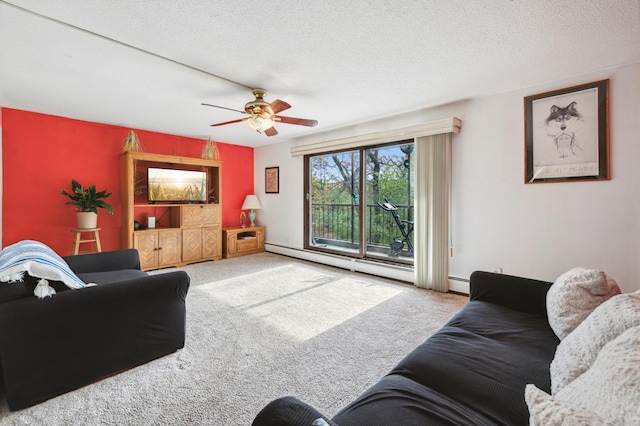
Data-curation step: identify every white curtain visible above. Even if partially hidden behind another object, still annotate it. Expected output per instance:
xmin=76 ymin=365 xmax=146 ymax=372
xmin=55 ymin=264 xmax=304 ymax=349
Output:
xmin=414 ymin=133 xmax=451 ymax=292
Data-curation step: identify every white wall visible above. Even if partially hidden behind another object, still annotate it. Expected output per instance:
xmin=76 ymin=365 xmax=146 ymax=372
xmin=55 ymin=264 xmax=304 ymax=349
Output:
xmin=256 ymin=62 xmax=640 ymax=293
xmin=254 ymin=141 xmax=306 ymax=248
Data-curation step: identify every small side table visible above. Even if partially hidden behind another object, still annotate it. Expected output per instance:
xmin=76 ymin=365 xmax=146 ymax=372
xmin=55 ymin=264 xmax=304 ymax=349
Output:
xmin=71 ymin=228 xmax=102 ymax=255
xmin=222 ymin=226 xmax=265 ymax=259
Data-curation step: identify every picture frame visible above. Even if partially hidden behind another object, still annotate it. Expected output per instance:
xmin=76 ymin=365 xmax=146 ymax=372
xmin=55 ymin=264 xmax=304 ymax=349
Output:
xmin=524 ymin=79 xmax=609 ymax=183
xmin=265 ymin=166 xmax=279 ymax=193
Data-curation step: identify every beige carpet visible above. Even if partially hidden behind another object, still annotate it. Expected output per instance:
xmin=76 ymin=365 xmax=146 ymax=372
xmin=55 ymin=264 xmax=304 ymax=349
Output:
xmin=0 ymin=253 xmax=466 ymax=425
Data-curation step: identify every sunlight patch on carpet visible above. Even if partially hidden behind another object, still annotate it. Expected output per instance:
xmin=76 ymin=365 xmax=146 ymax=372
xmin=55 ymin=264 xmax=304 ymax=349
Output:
xmin=196 ymin=264 xmax=405 ymax=341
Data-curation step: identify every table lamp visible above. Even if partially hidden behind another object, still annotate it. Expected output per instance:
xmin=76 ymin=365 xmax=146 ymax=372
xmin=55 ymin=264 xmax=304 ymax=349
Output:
xmin=241 ymin=195 xmax=262 ymax=227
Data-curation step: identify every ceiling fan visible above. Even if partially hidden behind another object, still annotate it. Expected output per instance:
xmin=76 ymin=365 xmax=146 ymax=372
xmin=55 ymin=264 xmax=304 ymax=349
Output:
xmin=202 ymin=89 xmax=318 ymax=137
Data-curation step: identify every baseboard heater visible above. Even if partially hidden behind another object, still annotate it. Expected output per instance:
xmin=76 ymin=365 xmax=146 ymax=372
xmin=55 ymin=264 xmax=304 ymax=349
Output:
xmin=265 ymin=244 xmax=470 ymax=294
xmin=448 ymin=276 xmax=470 ymax=295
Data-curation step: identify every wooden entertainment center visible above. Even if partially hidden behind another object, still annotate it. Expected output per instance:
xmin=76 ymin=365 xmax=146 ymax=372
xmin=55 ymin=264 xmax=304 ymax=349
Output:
xmin=120 ymin=152 xmax=222 ymax=270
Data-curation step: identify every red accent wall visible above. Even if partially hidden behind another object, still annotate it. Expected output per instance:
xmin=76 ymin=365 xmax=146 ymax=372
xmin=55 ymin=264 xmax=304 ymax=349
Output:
xmin=1 ymin=108 xmax=254 ymax=255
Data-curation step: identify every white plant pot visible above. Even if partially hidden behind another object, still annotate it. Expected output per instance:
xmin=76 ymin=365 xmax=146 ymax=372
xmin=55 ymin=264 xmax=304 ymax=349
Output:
xmin=76 ymin=211 xmax=98 ymax=229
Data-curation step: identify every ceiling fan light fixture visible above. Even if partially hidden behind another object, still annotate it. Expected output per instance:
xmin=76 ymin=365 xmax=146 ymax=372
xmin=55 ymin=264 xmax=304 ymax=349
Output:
xmin=246 ymin=115 xmax=275 ymax=132
xmin=206 ymin=88 xmax=316 ymax=136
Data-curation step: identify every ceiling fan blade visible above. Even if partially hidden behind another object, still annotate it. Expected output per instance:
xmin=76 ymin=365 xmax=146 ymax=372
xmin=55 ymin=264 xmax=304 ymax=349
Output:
xmin=211 ymin=118 xmax=244 ymax=127
xmin=264 ymin=126 xmax=278 ymax=137
xmin=269 ymin=99 xmax=291 ymax=114
xmin=275 ymin=116 xmax=318 ymax=127
xmin=202 ymin=103 xmax=246 ymax=114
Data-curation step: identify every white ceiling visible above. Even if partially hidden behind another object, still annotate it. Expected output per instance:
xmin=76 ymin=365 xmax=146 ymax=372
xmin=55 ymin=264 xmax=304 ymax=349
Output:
xmin=1 ymin=0 xmax=639 ymax=147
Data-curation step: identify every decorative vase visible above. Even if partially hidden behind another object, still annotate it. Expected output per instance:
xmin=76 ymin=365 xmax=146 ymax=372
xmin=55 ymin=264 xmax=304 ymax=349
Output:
xmin=76 ymin=211 xmax=98 ymax=229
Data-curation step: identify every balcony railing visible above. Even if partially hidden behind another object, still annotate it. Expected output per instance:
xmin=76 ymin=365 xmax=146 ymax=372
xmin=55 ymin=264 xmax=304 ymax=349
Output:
xmin=311 ymin=202 xmax=414 ymax=254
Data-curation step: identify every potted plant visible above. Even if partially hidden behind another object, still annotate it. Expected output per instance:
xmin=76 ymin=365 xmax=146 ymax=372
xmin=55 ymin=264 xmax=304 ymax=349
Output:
xmin=61 ymin=179 xmax=114 ymax=229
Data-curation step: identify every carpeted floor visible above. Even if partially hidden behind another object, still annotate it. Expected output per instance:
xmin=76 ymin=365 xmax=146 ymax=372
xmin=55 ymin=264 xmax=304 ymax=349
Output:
xmin=0 ymin=253 xmax=467 ymax=425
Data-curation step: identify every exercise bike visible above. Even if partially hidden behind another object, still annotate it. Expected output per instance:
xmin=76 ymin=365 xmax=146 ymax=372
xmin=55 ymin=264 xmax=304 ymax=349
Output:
xmin=377 ymin=197 xmax=414 ymax=257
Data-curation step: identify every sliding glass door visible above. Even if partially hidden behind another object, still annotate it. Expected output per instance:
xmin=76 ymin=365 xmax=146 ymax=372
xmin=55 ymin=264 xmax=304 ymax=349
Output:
xmin=308 ymin=150 xmax=361 ymax=254
xmin=364 ymin=143 xmax=414 ymax=262
xmin=306 ymin=140 xmax=415 ymax=264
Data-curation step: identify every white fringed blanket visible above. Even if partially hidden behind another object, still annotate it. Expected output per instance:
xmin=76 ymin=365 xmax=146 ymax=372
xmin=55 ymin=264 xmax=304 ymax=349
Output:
xmin=0 ymin=240 xmax=89 ymax=298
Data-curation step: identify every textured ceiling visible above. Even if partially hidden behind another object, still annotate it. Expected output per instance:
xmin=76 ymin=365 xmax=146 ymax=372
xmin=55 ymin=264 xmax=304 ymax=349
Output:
xmin=1 ymin=0 xmax=639 ymax=147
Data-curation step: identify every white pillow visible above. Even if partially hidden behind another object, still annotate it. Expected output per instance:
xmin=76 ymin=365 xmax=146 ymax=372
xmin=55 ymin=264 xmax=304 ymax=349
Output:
xmin=525 ymin=384 xmax=614 ymax=426
xmin=546 ymin=267 xmax=620 ymax=339
xmin=555 ymin=325 xmax=640 ymax=425
xmin=550 ymin=291 xmax=640 ymax=394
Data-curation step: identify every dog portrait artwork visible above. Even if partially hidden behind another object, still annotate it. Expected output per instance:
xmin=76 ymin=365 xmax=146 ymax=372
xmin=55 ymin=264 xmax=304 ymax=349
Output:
xmin=525 ymin=81 xmax=607 ymax=182
xmin=525 ymin=80 xmax=608 ymax=182
xmin=544 ymin=101 xmax=583 ymax=159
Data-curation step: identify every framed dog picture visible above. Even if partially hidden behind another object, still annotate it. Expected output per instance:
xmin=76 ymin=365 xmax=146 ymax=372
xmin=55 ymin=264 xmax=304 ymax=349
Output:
xmin=524 ymin=79 xmax=609 ymax=183
xmin=265 ymin=166 xmax=279 ymax=193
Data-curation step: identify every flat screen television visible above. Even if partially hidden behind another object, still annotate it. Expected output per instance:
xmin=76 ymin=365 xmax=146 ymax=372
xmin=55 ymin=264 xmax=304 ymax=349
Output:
xmin=147 ymin=167 xmax=207 ymax=203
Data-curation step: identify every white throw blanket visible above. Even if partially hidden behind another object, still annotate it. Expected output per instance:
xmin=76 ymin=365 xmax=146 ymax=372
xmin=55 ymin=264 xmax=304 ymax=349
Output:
xmin=0 ymin=240 xmax=90 ymax=298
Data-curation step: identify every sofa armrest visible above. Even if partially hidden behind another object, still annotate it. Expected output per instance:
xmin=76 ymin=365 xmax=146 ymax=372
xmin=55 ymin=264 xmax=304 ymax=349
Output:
xmin=63 ymin=248 xmax=141 ymax=274
xmin=469 ymin=270 xmax=553 ymax=316
xmin=252 ymin=396 xmax=338 ymax=426
xmin=0 ymin=270 xmax=189 ymax=410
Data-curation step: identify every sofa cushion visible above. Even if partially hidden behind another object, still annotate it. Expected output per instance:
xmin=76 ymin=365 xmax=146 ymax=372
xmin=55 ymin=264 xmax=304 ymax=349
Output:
xmin=332 ymin=374 xmax=493 ymax=426
xmin=550 ymin=291 xmax=640 ymax=394
xmin=525 ymin=384 xmax=614 ymax=426
xmin=77 ymin=269 xmax=148 ymax=285
xmin=546 ymin=267 xmax=620 ymax=339
xmin=0 ymin=278 xmax=37 ymax=303
xmin=555 ymin=325 xmax=640 ymax=425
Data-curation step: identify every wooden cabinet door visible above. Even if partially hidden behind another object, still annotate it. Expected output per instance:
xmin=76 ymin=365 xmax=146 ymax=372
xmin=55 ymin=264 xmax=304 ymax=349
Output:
xmin=182 ymin=228 xmax=202 ymax=262
xmin=182 ymin=204 xmax=218 ymax=226
xmin=202 ymin=226 xmax=220 ymax=259
xmin=134 ymin=231 xmax=158 ymax=270
xmin=158 ymin=229 xmax=182 ymax=266
xmin=224 ymin=232 xmax=237 ymax=257
xmin=208 ymin=204 xmax=221 ymax=225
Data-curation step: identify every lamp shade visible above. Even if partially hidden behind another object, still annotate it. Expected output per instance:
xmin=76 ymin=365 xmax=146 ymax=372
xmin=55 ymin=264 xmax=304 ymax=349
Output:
xmin=241 ymin=195 xmax=262 ymax=210
xmin=245 ymin=116 xmax=274 ymax=132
